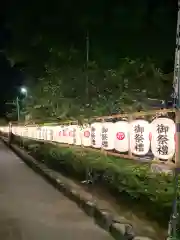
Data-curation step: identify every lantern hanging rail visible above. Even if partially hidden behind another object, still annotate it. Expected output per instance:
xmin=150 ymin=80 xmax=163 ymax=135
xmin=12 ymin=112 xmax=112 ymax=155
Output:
xmin=11 ymin=108 xmax=176 ymax=126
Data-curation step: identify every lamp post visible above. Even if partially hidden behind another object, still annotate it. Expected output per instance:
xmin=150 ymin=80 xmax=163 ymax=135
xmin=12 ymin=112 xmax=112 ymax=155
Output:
xmin=16 ymin=96 xmax=20 ymax=121
xmin=16 ymin=87 xmax=27 ymax=121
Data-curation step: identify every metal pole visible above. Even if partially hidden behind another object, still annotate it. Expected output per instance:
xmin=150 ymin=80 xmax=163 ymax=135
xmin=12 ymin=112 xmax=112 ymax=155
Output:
xmin=169 ymin=1 xmax=180 ymax=238
xmin=86 ymin=31 xmax=89 ymax=100
xmin=16 ymin=96 xmax=20 ymax=121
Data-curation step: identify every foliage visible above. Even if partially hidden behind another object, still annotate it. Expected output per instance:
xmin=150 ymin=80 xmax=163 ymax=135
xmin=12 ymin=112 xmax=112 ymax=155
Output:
xmin=12 ymin=135 xmax=179 ymax=228
xmin=21 ymin=58 xmax=172 ymax=122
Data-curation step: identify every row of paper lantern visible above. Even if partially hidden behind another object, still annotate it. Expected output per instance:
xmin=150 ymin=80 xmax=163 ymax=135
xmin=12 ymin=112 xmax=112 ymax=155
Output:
xmin=0 ymin=117 xmax=176 ymax=160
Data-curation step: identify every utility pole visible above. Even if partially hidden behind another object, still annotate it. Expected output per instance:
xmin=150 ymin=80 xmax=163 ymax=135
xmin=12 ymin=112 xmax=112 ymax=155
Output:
xmin=16 ymin=96 xmax=20 ymax=121
xmin=169 ymin=1 xmax=180 ymax=239
xmin=86 ymin=31 xmax=89 ymax=101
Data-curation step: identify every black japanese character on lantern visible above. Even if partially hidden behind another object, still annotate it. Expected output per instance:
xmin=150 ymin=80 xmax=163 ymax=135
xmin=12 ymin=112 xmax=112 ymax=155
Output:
xmin=135 ymin=143 xmax=144 ymax=152
xmin=156 ymin=124 xmax=169 ymax=156
xmin=157 ymin=145 xmax=168 ymax=155
xmin=91 ymin=127 xmax=96 ymax=146
xmin=157 ymin=124 xmax=169 ymax=134
xmin=134 ymin=124 xmax=144 ymax=152
xmin=102 ymin=127 xmax=108 ymax=148
xmin=134 ymin=124 xmax=144 ymax=134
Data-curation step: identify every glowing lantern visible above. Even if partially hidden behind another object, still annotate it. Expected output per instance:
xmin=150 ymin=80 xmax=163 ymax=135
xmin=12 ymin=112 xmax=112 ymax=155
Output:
xmin=32 ymin=126 xmax=37 ymax=139
xmin=40 ymin=126 xmax=47 ymax=140
xmin=52 ymin=126 xmax=62 ymax=143
xmin=114 ymin=121 xmax=129 ymax=152
xmin=74 ymin=125 xmax=82 ymax=146
xmin=38 ymin=127 xmax=44 ymax=140
xmin=151 ymin=117 xmax=175 ymax=160
xmin=101 ymin=122 xmax=115 ymax=150
xmin=91 ymin=122 xmax=102 ymax=148
xmin=46 ymin=126 xmax=54 ymax=141
xmin=22 ymin=126 xmax=26 ymax=137
xmin=130 ymin=119 xmax=151 ymax=156
xmin=36 ymin=126 xmax=41 ymax=140
xmin=28 ymin=126 xmax=34 ymax=138
xmin=17 ymin=126 xmax=21 ymax=136
xmin=68 ymin=125 xmax=75 ymax=145
xmin=61 ymin=125 xmax=69 ymax=143
xmin=81 ymin=124 xmax=91 ymax=147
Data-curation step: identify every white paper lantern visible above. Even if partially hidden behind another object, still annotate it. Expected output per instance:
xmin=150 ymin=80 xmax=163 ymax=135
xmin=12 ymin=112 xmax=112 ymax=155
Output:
xmin=50 ymin=126 xmax=56 ymax=141
xmin=67 ymin=125 xmax=75 ymax=145
xmin=28 ymin=126 xmax=34 ymax=138
xmin=32 ymin=126 xmax=37 ymax=139
xmin=81 ymin=124 xmax=91 ymax=147
xmin=17 ymin=126 xmax=20 ymax=136
xmin=151 ymin=117 xmax=175 ymax=160
xmin=91 ymin=122 xmax=102 ymax=148
xmin=114 ymin=121 xmax=129 ymax=152
xmin=36 ymin=126 xmax=41 ymax=139
xmin=38 ymin=127 xmax=44 ymax=140
xmin=74 ymin=125 xmax=82 ymax=146
xmin=60 ymin=125 xmax=69 ymax=143
xmin=101 ymin=122 xmax=115 ymax=150
xmin=53 ymin=126 xmax=62 ymax=143
xmin=130 ymin=119 xmax=151 ymax=156
xmin=22 ymin=126 xmax=27 ymax=137
xmin=46 ymin=126 xmax=54 ymax=141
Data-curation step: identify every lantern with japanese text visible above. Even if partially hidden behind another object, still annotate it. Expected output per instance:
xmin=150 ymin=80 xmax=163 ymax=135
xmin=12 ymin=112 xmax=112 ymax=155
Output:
xmin=36 ymin=126 xmax=41 ymax=140
xmin=114 ymin=121 xmax=129 ymax=152
xmin=67 ymin=125 xmax=75 ymax=145
xmin=151 ymin=117 xmax=175 ymax=160
xmin=130 ymin=120 xmax=151 ymax=156
xmin=61 ymin=125 xmax=69 ymax=143
xmin=91 ymin=122 xmax=102 ymax=148
xmin=46 ymin=126 xmax=54 ymax=141
xmin=73 ymin=125 xmax=82 ymax=146
xmin=52 ymin=126 xmax=62 ymax=143
xmin=33 ymin=126 xmax=38 ymax=139
xmin=20 ymin=126 xmax=24 ymax=136
xmin=101 ymin=122 xmax=115 ymax=150
xmin=22 ymin=126 xmax=27 ymax=138
xmin=38 ymin=127 xmax=44 ymax=140
xmin=40 ymin=126 xmax=47 ymax=140
xmin=29 ymin=126 xmax=36 ymax=139
xmin=15 ymin=126 xmax=19 ymax=136
xmin=81 ymin=124 xmax=91 ymax=147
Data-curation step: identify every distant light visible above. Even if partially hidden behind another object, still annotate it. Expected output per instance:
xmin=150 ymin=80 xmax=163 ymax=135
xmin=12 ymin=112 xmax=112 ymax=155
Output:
xmin=20 ymin=87 xmax=27 ymax=94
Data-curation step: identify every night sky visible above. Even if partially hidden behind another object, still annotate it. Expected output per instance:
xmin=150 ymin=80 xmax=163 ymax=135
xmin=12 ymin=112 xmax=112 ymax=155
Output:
xmin=0 ymin=0 xmax=178 ymax=117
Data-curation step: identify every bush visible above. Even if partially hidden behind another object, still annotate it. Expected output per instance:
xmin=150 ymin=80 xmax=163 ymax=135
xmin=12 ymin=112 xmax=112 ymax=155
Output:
xmin=13 ymin=136 xmax=178 ymax=228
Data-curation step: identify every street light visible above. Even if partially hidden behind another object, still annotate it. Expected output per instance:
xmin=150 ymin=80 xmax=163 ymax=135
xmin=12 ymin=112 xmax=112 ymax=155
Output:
xmin=20 ymin=87 xmax=27 ymax=95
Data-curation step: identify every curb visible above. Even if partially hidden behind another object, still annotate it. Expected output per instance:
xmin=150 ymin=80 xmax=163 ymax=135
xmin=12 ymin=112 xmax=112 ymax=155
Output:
xmin=2 ymin=138 xmax=154 ymax=240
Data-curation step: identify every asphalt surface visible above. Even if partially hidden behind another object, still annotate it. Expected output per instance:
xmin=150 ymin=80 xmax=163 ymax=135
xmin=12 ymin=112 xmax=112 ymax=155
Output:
xmin=0 ymin=141 xmax=113 ymax=240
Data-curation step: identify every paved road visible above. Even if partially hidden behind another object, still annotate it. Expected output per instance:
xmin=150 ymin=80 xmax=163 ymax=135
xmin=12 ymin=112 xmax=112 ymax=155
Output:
xmin=0 ymin=141 xmax=113 ymax=240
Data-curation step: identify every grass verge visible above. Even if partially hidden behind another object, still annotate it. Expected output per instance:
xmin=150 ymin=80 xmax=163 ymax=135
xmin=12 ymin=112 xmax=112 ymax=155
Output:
xmin=12 ymin=135 xmax=179 ymax=230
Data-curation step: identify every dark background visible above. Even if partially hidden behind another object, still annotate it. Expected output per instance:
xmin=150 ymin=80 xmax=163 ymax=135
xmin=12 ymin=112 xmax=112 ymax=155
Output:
xmin=0 ymin=0 xmax=177 ymax=117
